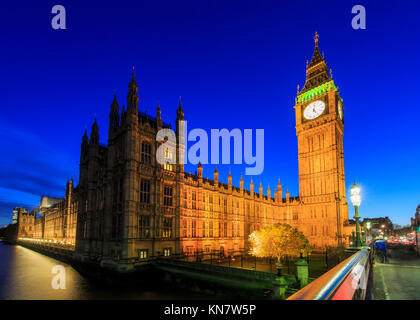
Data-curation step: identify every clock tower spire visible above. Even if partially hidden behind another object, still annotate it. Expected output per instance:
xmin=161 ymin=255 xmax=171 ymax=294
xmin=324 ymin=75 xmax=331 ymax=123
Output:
xmin=294 ymin=33 xmax=348 ymax=248
xmin=300 ymin=31 xmax=332 ymax=94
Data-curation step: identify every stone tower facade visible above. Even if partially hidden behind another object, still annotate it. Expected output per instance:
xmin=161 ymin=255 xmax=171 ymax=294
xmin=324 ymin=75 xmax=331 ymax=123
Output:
xmin=294 ymin=32 xmax=348 ymax=246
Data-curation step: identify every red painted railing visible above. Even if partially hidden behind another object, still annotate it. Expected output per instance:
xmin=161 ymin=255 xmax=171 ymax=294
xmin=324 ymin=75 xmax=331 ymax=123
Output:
xmin=288 ymin=247 xmax=372 ymax=300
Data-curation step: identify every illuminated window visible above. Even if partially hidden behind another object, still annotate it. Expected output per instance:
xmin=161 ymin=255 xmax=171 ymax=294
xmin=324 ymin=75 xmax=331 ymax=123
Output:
xmin=162 ymin=217 xmax=173 ymax=238
xmin=164 ymin=162 xmax=173 ymax=171
xmin=163 ymin=148 xmax=174 ymax=171
xmin=163 ymin=248 xmax=171 ymax=257
xmin=138 ymin=249 xmax=148 ymax=259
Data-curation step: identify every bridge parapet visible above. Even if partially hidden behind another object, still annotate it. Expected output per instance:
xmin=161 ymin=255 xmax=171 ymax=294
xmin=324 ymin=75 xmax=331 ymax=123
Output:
xmin=155 ymin=257 xmax=277 ymax=282
xmin=287 ymin=247 xmax=372 ymax=300
xmin=154 ymin=257 xmax=302 ymax=298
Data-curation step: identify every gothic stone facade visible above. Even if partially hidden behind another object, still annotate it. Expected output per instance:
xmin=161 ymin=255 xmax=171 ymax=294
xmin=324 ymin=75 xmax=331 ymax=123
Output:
xmin=25 ymin=36 xmax=350 ymax=269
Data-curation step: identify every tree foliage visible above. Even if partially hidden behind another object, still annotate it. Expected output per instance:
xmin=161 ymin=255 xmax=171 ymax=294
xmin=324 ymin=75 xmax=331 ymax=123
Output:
xmin=248 ymin=223 xmax=312 ymax=261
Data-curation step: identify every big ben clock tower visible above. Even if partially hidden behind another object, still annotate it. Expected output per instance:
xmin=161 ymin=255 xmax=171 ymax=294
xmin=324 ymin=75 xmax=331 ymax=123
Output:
xmin=294 ymin=33 xmax=348 ymax=247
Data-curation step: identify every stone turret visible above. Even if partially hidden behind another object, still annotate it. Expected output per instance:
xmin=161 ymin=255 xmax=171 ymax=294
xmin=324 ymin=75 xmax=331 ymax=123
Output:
xmin=176 ymin=97 xmax=185 ymax=174
xmin=127 ymin=69 xmax=139 ymax=119
xmin=276 ymin=178 xmax=282 ymax=202
xmin=90 ymin=118 xmax=99 ymax=145
xmin=109 ymin=94 xmax=119 ymax=135
xmin=156 ymin=103 xmax=162 ymax=128
xmin=214 ymin=166 xmax=218 ymax=185
xmin=197 ymin=162 xmax=203 ymax=178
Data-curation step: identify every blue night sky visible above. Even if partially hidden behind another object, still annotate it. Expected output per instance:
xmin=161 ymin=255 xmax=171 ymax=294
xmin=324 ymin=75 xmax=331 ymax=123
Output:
xmin=0 ymin=0 xmax=419 ymax=226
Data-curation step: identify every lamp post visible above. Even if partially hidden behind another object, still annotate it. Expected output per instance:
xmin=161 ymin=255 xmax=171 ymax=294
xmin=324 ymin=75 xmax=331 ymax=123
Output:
xmin=350 ymin=181 xmax=363 ymax=248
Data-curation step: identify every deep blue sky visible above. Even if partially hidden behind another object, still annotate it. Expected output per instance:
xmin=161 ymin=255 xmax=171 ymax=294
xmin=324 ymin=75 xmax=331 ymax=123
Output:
xmin=0 ymin=0 xmax=419 ymax=226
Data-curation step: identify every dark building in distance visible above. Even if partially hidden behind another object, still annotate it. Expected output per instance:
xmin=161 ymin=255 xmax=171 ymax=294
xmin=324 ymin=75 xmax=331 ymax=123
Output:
xmin=12 ymin=207 xmax=27 ymax=225
xmin=362 ymin=217 xmax=394 ymax=237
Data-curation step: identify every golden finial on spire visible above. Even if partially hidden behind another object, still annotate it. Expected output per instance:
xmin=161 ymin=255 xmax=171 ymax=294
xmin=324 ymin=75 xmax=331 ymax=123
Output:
xmin=314 ymin=31 xmax=319 ymax=45
xmin=330 ymin=68 xmax=333 ymax=78
xmin=297 ymin=84 xmax=300 ymax=94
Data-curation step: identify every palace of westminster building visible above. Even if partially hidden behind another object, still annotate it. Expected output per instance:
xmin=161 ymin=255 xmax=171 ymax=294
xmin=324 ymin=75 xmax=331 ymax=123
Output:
xmin=17 ymin=34 xmax=351 ymax=270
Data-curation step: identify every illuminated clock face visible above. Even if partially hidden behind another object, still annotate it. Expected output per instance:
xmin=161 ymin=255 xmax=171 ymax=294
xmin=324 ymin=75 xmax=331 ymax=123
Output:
xmin=303 ymin=100 xmax=325 ymax=120
xmin=337 ymin=101 xmax=343 ymax=120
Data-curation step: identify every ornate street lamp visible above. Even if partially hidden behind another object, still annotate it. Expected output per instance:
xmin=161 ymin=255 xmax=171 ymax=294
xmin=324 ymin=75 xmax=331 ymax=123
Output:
xmin=350 ymin=181 xmax=363 ymax=247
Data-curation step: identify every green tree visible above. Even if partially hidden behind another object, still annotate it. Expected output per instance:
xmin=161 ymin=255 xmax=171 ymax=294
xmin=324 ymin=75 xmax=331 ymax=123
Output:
xmin=249 ymin=223 xmax=311 ymax=262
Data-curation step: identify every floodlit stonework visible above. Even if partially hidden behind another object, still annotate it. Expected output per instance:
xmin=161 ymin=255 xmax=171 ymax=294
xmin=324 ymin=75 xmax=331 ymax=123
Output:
xmin=20 ymin=35 xmax=350 ymax=269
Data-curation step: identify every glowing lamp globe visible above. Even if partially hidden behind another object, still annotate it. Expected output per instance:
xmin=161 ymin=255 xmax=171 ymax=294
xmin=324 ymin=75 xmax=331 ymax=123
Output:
xmin=350 ymin=181 xmax=361 ymax=207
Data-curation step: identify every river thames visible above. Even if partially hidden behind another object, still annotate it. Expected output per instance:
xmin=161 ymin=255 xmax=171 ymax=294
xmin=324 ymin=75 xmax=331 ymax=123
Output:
xmin=0 ymin=241 xmax=197 ymax=300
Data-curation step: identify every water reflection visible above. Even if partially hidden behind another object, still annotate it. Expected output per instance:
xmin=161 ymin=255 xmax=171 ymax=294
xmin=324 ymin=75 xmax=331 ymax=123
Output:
xmin=0 ymin=242 xmax=195 ymax=300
